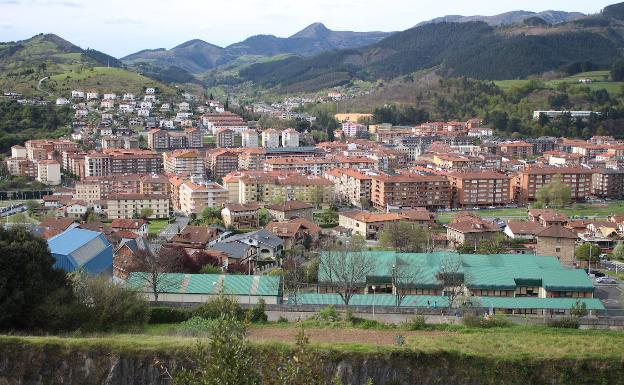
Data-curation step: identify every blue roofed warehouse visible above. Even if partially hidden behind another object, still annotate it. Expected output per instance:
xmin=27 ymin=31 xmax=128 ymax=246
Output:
xmin=47 ymin=228 xmax=113 ymax=274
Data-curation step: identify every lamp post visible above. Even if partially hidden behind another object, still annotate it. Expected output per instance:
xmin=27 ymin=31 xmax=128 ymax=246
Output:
xmin=372 ymin=285 xmax=376 ymax=320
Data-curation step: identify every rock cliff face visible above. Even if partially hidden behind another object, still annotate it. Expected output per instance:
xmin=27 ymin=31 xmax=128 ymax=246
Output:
xmin=1 ymin=341 xmax=623 ymax=385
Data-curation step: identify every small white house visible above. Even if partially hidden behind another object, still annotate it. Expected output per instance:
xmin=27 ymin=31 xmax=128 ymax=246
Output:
xmin=144 ymin=95 xmax=157 ymax=103
xmin=100 ymin=100 xmax=115 ymax=110
xmin=100 ymin=128 xmax=113 ymax=136
xmin=178 ymin=102 xmax=190 ymax=111
xmin=103 ymin=93 xmax=117 ymax=100
xmin=140 ymin=101 xmax=153 ymax=109
xmin=56 ymin=98 xmax=71 ymax=105
xmin=160 ymin=120 xmax=175 ymax=129
xmin=71 ymin=90 xmax=85 ymax=99
xmin=119 ymin=104 xmax=134 ymax=113
xmin=145 ymin=87 xmax=156 ymax=95
xmin=86 ymin=92 xmax=99 ymax=101
xmin=138 ymin=108 xmax=150 ymax=117
xmin=160 ymin=103 xmax=171 ymax=110
xmin=123 ymin=93 xmax=135 ymax=101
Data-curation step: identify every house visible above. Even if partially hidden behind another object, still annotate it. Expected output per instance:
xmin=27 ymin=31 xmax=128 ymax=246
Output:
xmin=210 ymin=241 xmax=256 ymax=269
xmin=47 ymin=228 xmax=113 ymax=274
xmin=35 ymin=217 xmax=77 ymax=239
xmin=221 ymin=203 xmax=260 ymax=229
xmin=110 ymin=218 xmax=148 ymax=236
xmin=444 ymin=214 xmax=502 ymax=248
xmin=266 ymin=200 xmax=314 ymax=221
xmin=265 ymin=218 xmax=321 ymax=250
xmin=113 ymin=237 xmax=148 ymax=279
xmin=62 ymin=200 xmax=89 ymax=219
xmin=167 ymin=225 xmax=221 ymax=251
xmin=536 ymin=225 xmax=578 ymax=267
xmin=217 ymin=229 xmax=284 ymax=261
xmin=338 ymin=211 xmax=407 ymax=240
xmin=504 ymin=220 xmax=544 ymax=240
xmin=128 ymin=273 xmax=282 ymax=304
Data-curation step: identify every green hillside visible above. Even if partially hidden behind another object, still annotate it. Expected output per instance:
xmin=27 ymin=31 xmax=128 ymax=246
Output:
xmin=0 ymin=34 xmax=174 ymax=97
xmin=45 ymin=67 xmax=176 ymax=96
xmin=495 ymin=71 xmax=623 ymax=96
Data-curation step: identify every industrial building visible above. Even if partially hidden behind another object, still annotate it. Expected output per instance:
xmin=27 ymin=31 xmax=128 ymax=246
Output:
xmin=47 ymin=228 xmax=113 ymax=274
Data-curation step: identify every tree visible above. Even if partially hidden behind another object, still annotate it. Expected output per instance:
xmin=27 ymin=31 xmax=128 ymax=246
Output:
xmin=173 ymin=316 xmax=259 ymax=385
xmin=310 ymin=186 xmax=325 ymax=208
xmin=612 ymin=241 xmax=624 ymax=261
xmin=202 ymin=206 xmax=222 ymax=225
xmin=535 ymin=177 xmax=571 ymax=208
xmin=439 ymin=254 xmax=465 ymax=309
xmin=140 ymin=208 xmax=153 ymax=219
xmin=320 ymin=207 xmax=338 ymax=225
xmin=258 ymin=208 xmax=270 ymax=226
xmin=319 ymin=236 xmax=375 ymax=306
xmin=575 ymin=243 xmax=601 ymax=262
xmin=612 ymin=59 xmax=624 ymax=82
xmin=26 ymin=200 xmax=40 ymax=215
xmin=378 ymin=222 xmax=428 ymax=252
xmin=0 ymin=227 xmax=69 ymax=330
xmin=392 ymin=258 xmax=421 ymax=308
xmin=130 ymin=243 xmax=181 ymax=302
xmin=570 ymin=299 xmax=589 ymax=319
xmin=283 ymin=255 xmax=305 ymax=306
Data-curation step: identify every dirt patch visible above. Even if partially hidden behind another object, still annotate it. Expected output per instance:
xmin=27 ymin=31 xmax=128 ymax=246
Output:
xmin=248 ymin=327 xmax=452 ymax=345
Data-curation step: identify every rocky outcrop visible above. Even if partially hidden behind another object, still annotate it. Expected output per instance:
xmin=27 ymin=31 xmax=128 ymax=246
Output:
xmin=1 ymin=340 xmax=623 ymax=385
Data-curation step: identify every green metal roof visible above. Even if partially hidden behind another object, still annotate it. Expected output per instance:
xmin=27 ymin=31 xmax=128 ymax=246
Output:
xmin=128 ymin=273 xmax=281 ymax=296
xmin=291 ymin=294 xmax=605 ymax=310
xmin=319 ymin=252 xmax=595 ymax=292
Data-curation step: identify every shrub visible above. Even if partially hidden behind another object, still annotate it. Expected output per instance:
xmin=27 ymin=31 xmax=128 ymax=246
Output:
xmin=315 ymin=305 xmax=341 ymax=322
xmin=547 ymin=317 xmax=580 ymax=329
xmin=277 ymin=316 xmax=289 ymax=323
xmin=356 ymin=319 xmax=386 ymax=329
xmin=194 ymin=295 xmax=246 ymax=321
xmin=178 ymin=316 xmax=217 ymax=336
xmin=149 ymin=307 xmax=191 ymax=324
xmin=71 ymin=272 xmax=149 ymax=332
xmin=405 ymin=315 xmax=427 ymax=330
xmin=247 ymin=299 xmax=268 ymax=324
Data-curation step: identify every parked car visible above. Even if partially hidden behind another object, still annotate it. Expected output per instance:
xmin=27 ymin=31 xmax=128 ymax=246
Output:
xmin=596 ymin=277 xmax=617 ymax=284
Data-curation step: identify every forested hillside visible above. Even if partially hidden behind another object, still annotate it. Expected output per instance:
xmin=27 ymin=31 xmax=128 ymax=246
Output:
xmin=239 ymin=15 xmax=624 ymax=93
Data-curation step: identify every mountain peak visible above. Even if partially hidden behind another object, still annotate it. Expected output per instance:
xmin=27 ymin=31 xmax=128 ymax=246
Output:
xmin=173 ymin=39 xmax=222 ymax=50
xmin=290 ymin=22 xmax=331 ymax=39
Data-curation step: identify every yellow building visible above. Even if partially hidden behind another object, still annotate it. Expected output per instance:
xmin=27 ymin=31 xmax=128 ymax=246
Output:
xmin=106 ymin=193 xmax=170 ymax=219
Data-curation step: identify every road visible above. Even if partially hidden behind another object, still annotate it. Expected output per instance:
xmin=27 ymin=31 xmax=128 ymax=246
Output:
xmin=160 ymin=215 xmax=190 ymax=240
xmin=0 ymin=204 xmax=26 ymax=218
xmin=594 ymin=283 xmax=623 ymax=310
xmin=36 ymin=76 xmax=53 ymax=96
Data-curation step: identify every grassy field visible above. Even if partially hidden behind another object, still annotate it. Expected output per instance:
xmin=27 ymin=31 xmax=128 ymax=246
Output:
xmin=436 ymin=201 xmax=624 ymax=224
xmin=3 ymin=324 xmax=624 ymax=359
xmin=148 ymin=219 xmax=170 ymax=235
xmin=494 ymin=71 xmax=623 ymax=96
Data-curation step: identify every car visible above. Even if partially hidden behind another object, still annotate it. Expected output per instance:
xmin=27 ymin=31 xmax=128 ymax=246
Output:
xmin=596 ymin=277 xmax=617 ymax=284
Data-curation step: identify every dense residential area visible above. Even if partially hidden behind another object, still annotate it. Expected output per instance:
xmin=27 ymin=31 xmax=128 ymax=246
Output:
xmin=4 ymin=1 xmax=624 ymax=385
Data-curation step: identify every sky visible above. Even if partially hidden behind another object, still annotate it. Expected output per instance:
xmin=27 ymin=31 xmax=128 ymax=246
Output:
xmin=0 ymin=0 xmax=617 ymax=58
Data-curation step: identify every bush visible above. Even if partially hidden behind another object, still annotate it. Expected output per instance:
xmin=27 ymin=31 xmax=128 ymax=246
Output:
xmin=277 ymin=316 xmax=289 ymax=323
xmin=247 ymin=299 xmax=268 ymax=324
xmin=547 ymin=317 xmax=580 ymax=329
xmin=177 ymin=316 xmax=217 ymax=336
xmin=194 ymin=295 xmax=246 ymax=321
xmin=315 ymin=305 xmax=341 ymax=322
xmin=149 ymin=307 xmax=191 ymax=324
xmin=405 ymin=315 xmax=428 ymax=330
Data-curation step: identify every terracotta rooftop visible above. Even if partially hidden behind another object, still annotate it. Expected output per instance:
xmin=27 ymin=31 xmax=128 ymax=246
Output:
xmin=536 ymin=225 xmax=578 ymax=239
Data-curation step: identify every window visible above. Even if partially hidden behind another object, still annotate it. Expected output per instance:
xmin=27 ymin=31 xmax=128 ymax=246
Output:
xmin=556 ymin=247 xmax=561 ymax=253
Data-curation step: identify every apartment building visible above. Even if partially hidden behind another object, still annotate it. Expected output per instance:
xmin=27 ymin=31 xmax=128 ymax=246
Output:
xmin=264 ymin=157 xmax=339 ymax=176
xmin=85 ymin=149 xmax=163 ymax=177
xmin=592 ymin=168 xmax=624 ymax=199
xmin=241 ymin=129 xmax=259 ymax=148
xmin=206 ymin=149 xmax=240 ymax=179
xmin=341 ymin=122 xmax=367 ymax=137
xmin=281 ymin=129 xmax=300 ymax=148
xmin=221 ymin=203 xmax=260 ymax=229
xmin=513 ymin=166 xmax=593 ymax=203
xmin=5 ymin=158 xmax=36 ymax=178
xmin=498 ymin=142 xmax=534 ymax=159
xmin=178 ymin=180 xmax=228 ymax=215
xmin=371 ymin=174 xmax=451 ymax=210
xmin=216 ymin=128 xmax=238 ymax=148
xmin=147 ymin=128 xmax=203 ymax=151
xmin=324 ymin=168 xmax=373 ymax=208
xmin=238 ymin=172 xmax=333 ymax=205
xmin=163 ymin=149 xmax=205 ymax=176
xmin=36 ymin=160 xmax=61 ymax=186
xmin=75 ymin=181 xmax=102 ymax=203
xmin=106 ymin=193 xmax=170 ymax=219
xmin=261 ymin=129 xmax=280 ymax=148
xmin=447 ymin=172 xmax=512 ymax=207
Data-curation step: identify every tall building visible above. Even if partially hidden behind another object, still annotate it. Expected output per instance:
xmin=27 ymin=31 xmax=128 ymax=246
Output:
xmin=216 ymin=128 xmax=237 ymax=148
xmin=85 ymin=149 xmax=163 ymax=177
xmin=205 ymin=149 xmax=240 ymax=179
xmin=447 ymin=171 xmax=512 ymax=208
xmin=179 ymin=180 xmax=229 ymax=215
xmin=261 ymin=129 xmax=280 ymax=148
xmin=592 ymin=168 xmax=624 ymax=199
xmin=281 ymin=129 xmax=300 ymax=148
xmin=36 ymin=160 xmax=61 ymax=186
xmin=241 ymin=129 xmax=259 ymax=148
xmin=163 ymin=149 xmax=205 ymax=176
xmin=106 ymin=193 xmax=170 ymax=219
xmin=513 ymin=166 xmax=593 ymax=203
xmin=371 ymin=174 xmax=451 ymax=210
